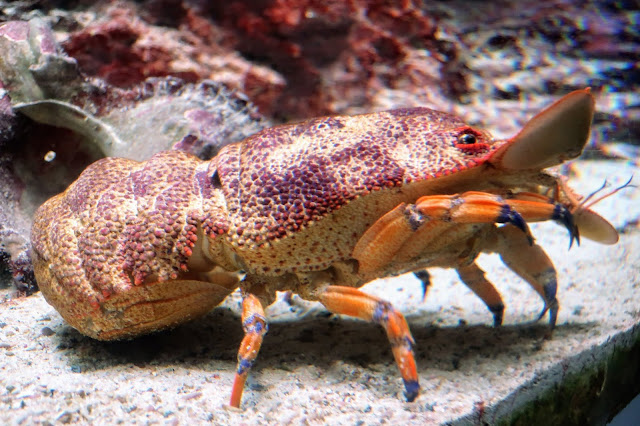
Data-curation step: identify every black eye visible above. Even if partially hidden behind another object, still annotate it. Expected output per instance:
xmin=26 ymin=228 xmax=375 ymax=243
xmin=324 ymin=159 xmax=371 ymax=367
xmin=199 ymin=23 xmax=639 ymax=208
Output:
xmin=458 ymin=133 xmax=477 ymax=144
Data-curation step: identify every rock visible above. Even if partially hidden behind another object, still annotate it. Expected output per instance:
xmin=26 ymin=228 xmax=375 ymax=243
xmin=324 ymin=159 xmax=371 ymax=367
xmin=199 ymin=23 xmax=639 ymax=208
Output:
xmin=0 ymin=17 xmax=269 ymax=293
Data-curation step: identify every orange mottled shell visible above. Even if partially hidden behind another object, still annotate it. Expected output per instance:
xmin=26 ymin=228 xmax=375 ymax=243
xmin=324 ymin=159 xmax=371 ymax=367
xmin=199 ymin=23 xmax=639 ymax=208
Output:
xmin=216 ymin=108 xmax=497 ymax=247
xmin=31 ymin=105 xmax=506 ymax=338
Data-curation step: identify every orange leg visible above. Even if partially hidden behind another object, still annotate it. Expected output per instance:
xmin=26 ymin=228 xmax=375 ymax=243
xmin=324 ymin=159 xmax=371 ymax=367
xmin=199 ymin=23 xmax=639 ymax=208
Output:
xmin=352 ymin=194 xmax=531 ymax=274
xmin=504 ymin=196 xmax=579 ymax=248
xmin=415 ymin=264 xmax=504 ymax=326
xmin=352 ymin=202 xmax=417 ymax=274
xmin=456 ymin=262 xmax=505 ymax=326
xmin=353 ymin=191 xmax=577 ymax=275
xmin=318 ymin=285 xmax=420 ymax=402
xmin=394 ymin=222 xmax=460 ymax=264
xmin=229 ymin=293 xmax=268 ymax=408
xmin=491 ymin=225 xmax=559 ymax=329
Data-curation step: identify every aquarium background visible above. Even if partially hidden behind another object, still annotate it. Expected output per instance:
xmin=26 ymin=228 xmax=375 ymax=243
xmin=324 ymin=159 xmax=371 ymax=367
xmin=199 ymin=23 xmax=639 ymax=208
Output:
xmin=0 ymin=1 xmax=638 ymax=424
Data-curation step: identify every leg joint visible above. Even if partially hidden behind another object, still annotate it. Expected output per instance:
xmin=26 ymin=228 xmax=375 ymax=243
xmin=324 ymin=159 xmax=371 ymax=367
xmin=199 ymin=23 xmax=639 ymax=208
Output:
xmin=237 ymin=356 xmax=255 ymax=375
xmin=243 ymin=313 xmax=268 ymax=335
xmin=404 ymin=204 xmax=426 ymax=231
xmin=372 ymin=300 xmax=393 ymax=325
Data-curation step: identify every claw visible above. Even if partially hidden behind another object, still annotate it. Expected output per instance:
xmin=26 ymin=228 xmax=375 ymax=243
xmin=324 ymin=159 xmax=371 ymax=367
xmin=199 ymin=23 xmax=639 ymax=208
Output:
xmin=559 ymin=176 xmax=634 ymax=245
xmin=496 ymin=205 xmax=534 ymax=245
xmin=535 ymin=272 xmax=558 ymax=329
xmin=504 ymin=194 xmax=580 ymax=248
xmin=536 ymin=304 xmax=548 ymax=322
xmin=551 ymin=204 xmax=580 ymax=248
xmin=536 ymin=298 xmax=558 ymax=330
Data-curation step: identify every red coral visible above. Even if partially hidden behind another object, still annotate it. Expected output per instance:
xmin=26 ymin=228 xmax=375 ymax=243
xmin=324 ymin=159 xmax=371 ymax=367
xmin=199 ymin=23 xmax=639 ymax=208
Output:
xmin=56 ymin=1 xmax=454 ymax=119
xmin=204 ymin=0 xmax=445 ymax=118
xmin=63 ymin=16 xmax=198 ymax=87
xmin=60 ymin=4 xmax=284 ymax=117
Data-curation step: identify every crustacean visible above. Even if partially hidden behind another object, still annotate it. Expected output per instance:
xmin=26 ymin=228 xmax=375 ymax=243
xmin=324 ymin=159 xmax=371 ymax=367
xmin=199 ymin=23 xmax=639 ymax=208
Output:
xmin=31 ymin=89 xmax=621 ymax=407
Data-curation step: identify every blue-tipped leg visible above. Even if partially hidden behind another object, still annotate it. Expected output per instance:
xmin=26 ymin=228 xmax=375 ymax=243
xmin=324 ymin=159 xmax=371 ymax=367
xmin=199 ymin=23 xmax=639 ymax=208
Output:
xmin=551 ymin=204 xmax=580 ymax=248
xmin=497 ymin=205 xmax=534 ymax=245
xmin=403 ymin=378 xmax=420 ymax=402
